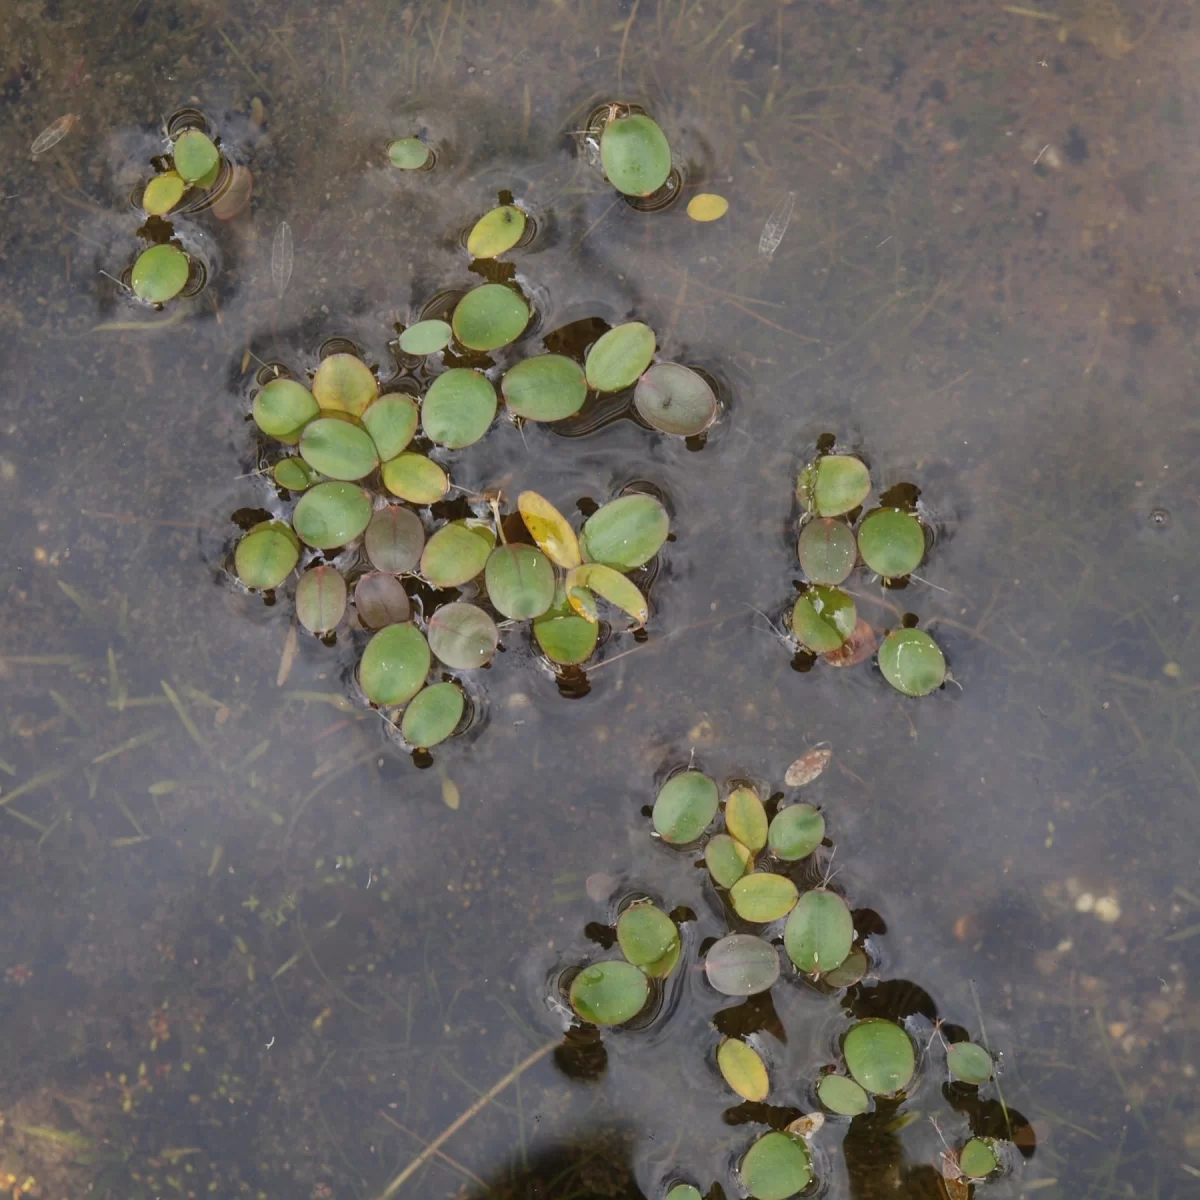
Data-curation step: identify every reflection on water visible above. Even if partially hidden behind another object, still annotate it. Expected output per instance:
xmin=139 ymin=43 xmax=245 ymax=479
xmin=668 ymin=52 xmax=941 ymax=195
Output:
xmin=2 ymin=0 xmax=1198 ymax=1197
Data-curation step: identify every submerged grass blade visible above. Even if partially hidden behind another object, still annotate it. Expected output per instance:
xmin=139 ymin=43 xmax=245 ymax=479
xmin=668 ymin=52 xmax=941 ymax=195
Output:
xmin=0 ymin=766 xmax=67 ymax=808
xmin=91 ymin=728 xmax=162 ymax=764
xmin=160 ymin=681 xmax=208 ymax=750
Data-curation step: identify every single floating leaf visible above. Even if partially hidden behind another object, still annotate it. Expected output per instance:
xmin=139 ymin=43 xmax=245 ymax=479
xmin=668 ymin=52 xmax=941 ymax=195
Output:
xmin=797 ymin=518 xmax=856 ymax=585
xmin=768 ymin=804 xmax=825 ymax=862
xmin=731 ymin=873 xmax=798 ymax=923
xmin=427 ymin=602 xmax=499 ymax=669
xmin=502 ymin=354 xmax=588 ymax=422
xmin=254 ymin=378 xmax=319 ymax=439
xmin=292 ymin=481 xmax=373 ymax=549
xmin=143 ymin=171 xmax=185 ymax=216
xmin=687 ymin=193 xmax=729 ymax=222
xmin=295 ymin=565 xmax=347 ymax=634
xmin=665 ymin=1187 xmax=702 ymax=1200
xmin=822 ymin=945 xmax=868 ymax=989
xmin=718 ymin=1038 xmax=769 ymax=1102
xmin=452 ymin=283 xmax=530 ymax=352
xmin=299 ymin=417 xmax=379 ymax=480
xmin=633 ymin=362 xmax=717 ymax=437
xmin=467 ymin=204 xmax=527 ymax=258
xmin=705 ymin=933 xmax=779 ymax=996
xmin=565 ymin=563 xmax=647 ymax=625
xmin=273 ymin=457 xmax=319 ymax=492
xmin=653 ymin=770 xmax=718 ymax=844
xmin=422 ymin=368 xmax=497 ymax=449
xmin=359 ymin=622 xmax=430 ymax=706
xmin=399 ymin=319 xmax=452 ymax=356
xmin=271 ymin=221 xmax=293 ymax=299
xmin=401 ymin=681 xmax=464 ymax=749
xmin=725 ymin=785 xmax=767 ymax=852
xmin=947 ymin=1041 xmax=993 ymax=1085
xmin=518 ymin=491 xmax=581 ymax=569
xmin=784 ymin=888 xmax=853 ymax=975
xmin=585 ymin=322 xmax=656 ymax=393
xmin=705 ymin=833 xmax=753 ymax=889
xmin=387 ymin=136 xmax=432 ymax=169
xmin=600 ymin=113 xmax=671 ymax=197
xmin=797 ymin=454 xmax=871 ymax=517
xmin=843 ymin=1019 xmax=915 ymax=1096
xmin=959 ymin=1138 xmax=998 ymax=1180
xmin=313 ymin=353 xmax=377 ymax=417
xmin=362 ymin=394 xmax=419 ymax=461
xmin=857 ymin=508 xmax=925 ymax=579
xmin=485 ymin=544 xmax=555 ymax=619
xmin=381 ymin=452 xmax=448 ymax=505
xmin=532 ymin=586 xmax=599 ymax=666
xmin=420 ymin=520 xmax=495 ymax=588
xmin=354 ymin=572 xmax=411 ymax=630
xmin=364 ymin=505 xmax=424 ymax=574
xmin=235 ymin=521 xmax=298 ymax=590
xmin=817 ymin=1074 xmax=869 ymax=1117
xmin=824 ymin=617 xmax=877 ymax=668
xmin=173 ymin=129 xmax=219 ymax=184
xmin=791 ymin=586 xmax=856 ymax=654
xmin=877 ymin=628 xmax=946 ymax=697
xmin=783 ymin=749 xmax=832 ymax=789
xmin=131 ymin=244 xmax=189 ymax=303
xmin=569 ymin=960 xmax=648 ymax=1026
xmin=580 ymin=493 xmax=669 ymax=572
xmin=616 ymin=902 xmax=679 ymax=974
xmin=741 ymin=1131 xmax=812 ymax=1200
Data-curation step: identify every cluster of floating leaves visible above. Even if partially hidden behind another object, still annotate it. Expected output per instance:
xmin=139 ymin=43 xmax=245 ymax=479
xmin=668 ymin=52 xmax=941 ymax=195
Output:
xmin=558 ymin=760 xmax=1018 ymax=1199
xmin=127 ymin=112 xmax=251 ymax=304
xmin=787 ymin=445 xmax=948 ymax=697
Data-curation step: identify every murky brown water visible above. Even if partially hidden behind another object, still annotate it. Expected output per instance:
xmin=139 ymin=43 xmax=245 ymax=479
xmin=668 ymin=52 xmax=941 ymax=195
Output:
xmin=1 ymin=1 xmax=1198 ymax=1198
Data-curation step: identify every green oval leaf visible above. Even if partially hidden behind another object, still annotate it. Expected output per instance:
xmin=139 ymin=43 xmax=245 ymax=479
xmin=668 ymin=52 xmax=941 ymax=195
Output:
xmin=817 ymin=1074 xmax=869 ymax=1116
xmin=467 ymin=204 xmax=527 ymax=258
xmin=704 ymin=934 xmax=779 ymax=996
xmin=399 ymin=319 xmax=452 ymax=356
xmin=600 ymin=113 xmax=672 ymax=197
xmin=580 ymin=493 xmax=669 ymax=572
xmin=359 ymin=622 xmax=430 ymax=706
xmin=797 ymin=517 xmax=857 ymax=585
xmin=354 ymin=572 xmax=411 ymax=630
xmin=292 ymin=481 xmax=373 ymax=549
xmin=364 ymin=505 xmax=424 ymax=574
xmin=502 ymin=355 xmax=588 ymax=422
xmin=585 ymin=322 xmax=656 ymax=393
xmin=878 ymin=628 xmax=946 ymax=697
xmin=173 ymin=129 xmax=219 ymax=184
xmin=822 ymin=945 xmax=868 ymax=989
xmin=731 ymin=873 xmax=798 ymax=923
xmin=947 ymin=1042 xmax=993 ymax=1085
xmin=718 ymin=1038 xmax=769 ymax=1102
xmin=131 ymin=244 xmax=189 ymax=303
xmin=797 ymin=455 xmax=871 ymax=517
xmin=312 ymin=353 xmax=378 ymax=417
xmin=452 ymin=283 xmax=530 ymax=352
xmin=784 ymin=889 xmax=853 ymax=975
xmin=295 ymin=565 xmax=347 ymax=634
xmin=653 ymin=770 xmax=718 ymax=844
xmin=633 ymin=363 xmax=717 ymax=436
xmin=422 ymin=368 xmax=497 ymax=449
xmin=387 ymin=136 xmax=432 ymax=169
xmin=705 ymin=833 xmax=753 ymax=889
xmin=791 ymin=586 xmax=856 ymax=654
xmin=273 ymin=457 xmax=319 ymax=492
xmin=741 ymin=1131 xmax=812 ymax=1200
xmin=725 ymin=785 xmax=767 ymax=853
xmin=380 ymin=452 xmax=448 ymax=505
xmin=143 ymin=171 xmax=185 ymax=216
xmin=616 ymin=902 xmax=678 ymax=971
xmin=857 ymin=508 xmax=925 ymax=579
xmin=362 ymin=395 xmax=419 ymax=461
xmin=484 ymin=544 xmax=555 ymax=619
xmin=299 ymin=417 xmax=379 ymax=480
xmin=532 ymin=586 xmax=599 ymax=666
xmin=843 ymin=1019 xmax=915 ymax=1096
xmin=254 ymin=378 xmax=320 ymax=439
xmin=234 ymin=521 xmax=299 ymax=590
xmin=768 ymin=804 xmax=825 ymax=862
xmin=569 ymin=960 xmax=648 ymax=1026
xmin=420 ymin=520 xmax=496 ymax=588
xmin=959 ymin=1138 xmax=998 ymax=1179
xmin=427 ymin=602 xmax=499 ymax=669
xmin=400 ymin=681 xmax=464 ymax=749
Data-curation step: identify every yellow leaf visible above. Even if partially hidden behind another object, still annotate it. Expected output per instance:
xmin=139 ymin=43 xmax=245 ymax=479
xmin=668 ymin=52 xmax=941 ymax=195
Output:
xmin=467 ymin=204 xmax=527 ymax=259
xmin=517 ymin=490 xmax=581 ymax=568
xmin=565 ymin=563 xmax=648 ymax=625
xmin=717 ymin=1038 xmax=769 ymax=1102
xmin=687 ymin=193 xmax=729 ymax=222
xmin=725 ymin=785 xmax=767 ymax=852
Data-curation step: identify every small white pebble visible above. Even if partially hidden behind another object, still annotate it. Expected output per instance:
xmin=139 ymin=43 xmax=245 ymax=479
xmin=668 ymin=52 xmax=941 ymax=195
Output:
xmin=1075 ymin=892 xmax=1096 ymax=914
xmin=1094 ymin=896 xmax=1121 ymax=923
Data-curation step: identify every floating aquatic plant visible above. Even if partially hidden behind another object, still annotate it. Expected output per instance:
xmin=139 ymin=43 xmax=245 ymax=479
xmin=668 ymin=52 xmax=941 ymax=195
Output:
xmin=600 ymin=112 xmax=672 ymax=198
